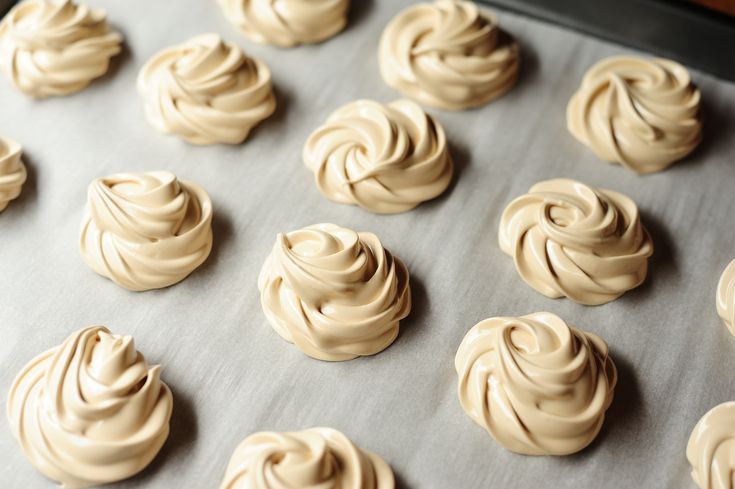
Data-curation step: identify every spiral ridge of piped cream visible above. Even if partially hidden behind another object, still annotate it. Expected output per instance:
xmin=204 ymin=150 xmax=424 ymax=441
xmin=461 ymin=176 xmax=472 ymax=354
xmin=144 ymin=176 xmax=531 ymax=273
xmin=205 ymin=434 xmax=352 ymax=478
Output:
xmin=499 ymin=178 xmax=653 ymax=305
xmin=567 ymin=55 xmax=702 ymax=174
xmin=687 ymin=401 xmax=735 ymax=489
xmin=0 ymin=136 xmax=26 ymax=211
xmin=455 ymin=312 xmax=617 ymax=455
xmin=303 ymin=99 xmax=453 ymax=214
xmin=7 ymin=325 xmax=173 ymax=488
xmin=79 ymin=171 xmax=213 ymax=291
xmin=219 ymin=428 xmax=394 ymax=489
xmin=379 ymin=0 xmax=519 ymax=110
xmin=0 ymin=0 xmax=122 ymax=97
xmin=137 ymin=33 xmax=275 ymax=145
xmin=258 ymin=223 xmax=411 ymax=361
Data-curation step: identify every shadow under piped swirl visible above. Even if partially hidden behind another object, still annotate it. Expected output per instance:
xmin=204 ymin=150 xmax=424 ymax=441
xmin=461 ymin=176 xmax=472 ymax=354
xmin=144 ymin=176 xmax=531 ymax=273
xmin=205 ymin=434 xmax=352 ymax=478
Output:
xmin=128 ymin=387 xmax=198 ymax=485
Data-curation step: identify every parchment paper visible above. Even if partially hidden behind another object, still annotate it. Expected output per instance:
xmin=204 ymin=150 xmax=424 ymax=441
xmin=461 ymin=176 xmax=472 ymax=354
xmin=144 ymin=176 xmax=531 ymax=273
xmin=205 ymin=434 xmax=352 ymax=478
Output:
xmin=1 ymin=1 xmax=735 ymax=488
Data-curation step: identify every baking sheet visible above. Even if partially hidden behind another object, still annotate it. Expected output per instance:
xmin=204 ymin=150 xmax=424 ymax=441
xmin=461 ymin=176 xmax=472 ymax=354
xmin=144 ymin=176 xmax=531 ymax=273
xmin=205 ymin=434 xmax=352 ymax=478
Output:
xmin=1 ymin=1 xmax=735 ymax=488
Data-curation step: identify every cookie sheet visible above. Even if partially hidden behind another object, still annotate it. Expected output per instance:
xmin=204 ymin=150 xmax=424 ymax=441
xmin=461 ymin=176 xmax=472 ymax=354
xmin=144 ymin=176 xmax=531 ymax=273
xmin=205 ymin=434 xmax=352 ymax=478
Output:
xmin=1 ymin=1 xmax=735 ymax=488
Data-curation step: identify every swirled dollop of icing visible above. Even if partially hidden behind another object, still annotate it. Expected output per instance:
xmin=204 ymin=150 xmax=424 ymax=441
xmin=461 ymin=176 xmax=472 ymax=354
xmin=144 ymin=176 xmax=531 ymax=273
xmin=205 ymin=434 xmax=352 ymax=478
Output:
xmin=258 ymin=223 xmax=411 ymax=361
xmin=219 ymin=428 xmax=394 ymax=489
xmin=217 ymin=0 xmax=350 ymax=48
xmin=567 ymin=56 xmax=702 ymax=174
xmin=379 ymin=0 xmax=519 ymax=111
xmin=137 ymin=33 xmax=276 ymax=145
xmin=499 ymin=178 xmax=653 ymax=305
xmin=716 ymin=259 xmax=735 ymax=336
xmin=7 ymin=325 xmax=173 ymax=488
xmin=0 ymin=137 xmax=27 ymax=212
xmin=687 ymin=401 xmax=735 ymax=489
xmin=0 ymin=0 xmax=122 ymax=98
xmin=303 ymin=99 xmax=453 ymax=214
xmin=79 ymin=171 xmax=213 ymax=291
xmin=455 ymin=312 xmax=617 ymax=455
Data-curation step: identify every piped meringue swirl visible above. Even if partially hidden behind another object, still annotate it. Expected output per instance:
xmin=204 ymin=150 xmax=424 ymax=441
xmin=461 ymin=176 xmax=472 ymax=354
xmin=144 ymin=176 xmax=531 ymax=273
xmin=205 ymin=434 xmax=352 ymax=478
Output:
xmin=217 ymin=0 xmax=350 ymax=48
xmin=455 ymin=312 xmax=617 ymax=455
xmin=716 ymin=259 xmax=735 ymax=336
xmin=219 ymin=428 xmax=394 ymax=489
xmin=499 ymin=178 xmax=653 ymax=305
xmin=79 ymin=171 xmax=213 ymax=291
xmin=0 ymin=0 xmax=122 ymax=98
xmin=137 ymin=33 xmax=276 ymax=145
xmin=567 ymin=56 xmax=702 ymax=174
xmin=687 ymin=401 xmax=735 ymax=489
xmin=379 ymin=0 xmax=520 ymax=110
xmin=0 ymin=137 xmax=27 ymax=212
xmin=7 ymin=325 xmax=173 ymax=488
xmin=303 ymin=99 xmax=453 ymax=214
xmin=258 ymin=223 xmax=411 ymax=361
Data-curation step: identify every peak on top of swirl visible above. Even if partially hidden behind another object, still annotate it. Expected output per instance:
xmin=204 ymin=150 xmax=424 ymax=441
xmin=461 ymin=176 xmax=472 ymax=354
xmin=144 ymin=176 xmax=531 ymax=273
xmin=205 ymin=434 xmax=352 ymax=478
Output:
xmin=455 ymin=312 xmax=617 ymax=455
xmin=567 ymin=55 xmax=702 ymax=174
xmin=79 ymin=171 xmax=214 ymax=291
xmin=7 ymin=325 xmax=173 ymax=488
xmin=138 ymin=33 xmax=276 ymax=145
xmin=218 ymin=0 xmax=350 ymax=48
xmin=219 ymin=427 xmax=394 ymax=489
xmin=303 ymin=99 xmax=453 ymax=214
xmin=379 ymin=0 xmax=520 ymax=110
xmin=0 ymin=0 xmax=122 ymax=97
xmin=499 ymin=178 xmax=653 ymax=305
xmin=258 ymin=223 xmax=411 ymax=361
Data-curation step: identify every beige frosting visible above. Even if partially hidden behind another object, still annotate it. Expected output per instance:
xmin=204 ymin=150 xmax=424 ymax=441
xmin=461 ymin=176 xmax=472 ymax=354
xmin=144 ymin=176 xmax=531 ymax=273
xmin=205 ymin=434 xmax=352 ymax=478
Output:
xmin=258 ymin=223 xmax=411 ymax=361
xmin=137 ymin=33 xmax=276 ymax=145
xmin=7 ymin=325 xmax=173 ymax=488
xmin=220 ymin=428 xmax=394 ymax=489
xmin=379 ymin=0 xmax=519 ymax=111
xmin=303 ymin=99 xmax=453 ymax=214
xmin=687 ymin=401 xmax=735 ymax=489
xmin=717 ymin=259 xmax=735 ymax=336
xmin=79 ymin=171 xmax=213 ymax=291
xmin=0 ymin=0 xmax=122 ymax=98
xmin=217 ymin=0 xmax=350 ymax=48
xmin=567 ymin=56 xmax=702 ymax=174
xmin=0 ymin=137 xmax=27 ymax=212
xmin=499 ymin=178 xmax=653 ymax=305
xmin=455 ymin=312 xmax=617 ymax=455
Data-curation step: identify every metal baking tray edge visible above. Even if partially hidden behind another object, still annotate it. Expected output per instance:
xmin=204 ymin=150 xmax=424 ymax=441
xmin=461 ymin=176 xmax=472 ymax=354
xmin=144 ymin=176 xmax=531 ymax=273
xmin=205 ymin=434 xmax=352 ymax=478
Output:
xmin=480 ymin=0 xmax=735 ymax=82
